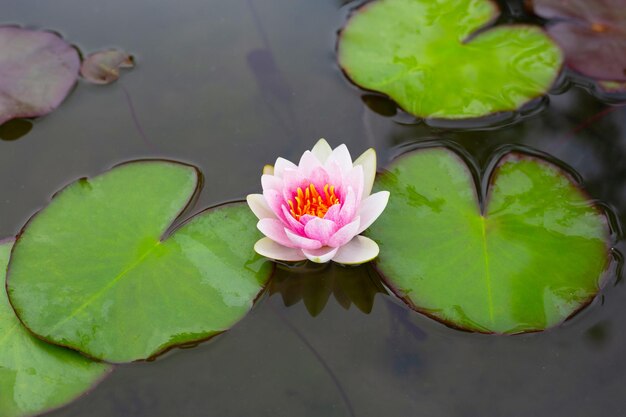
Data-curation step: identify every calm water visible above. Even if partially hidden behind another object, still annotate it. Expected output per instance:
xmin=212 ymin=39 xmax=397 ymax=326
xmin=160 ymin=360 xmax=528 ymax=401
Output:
xmin=2 ymin=0 xmax=626 ymax=416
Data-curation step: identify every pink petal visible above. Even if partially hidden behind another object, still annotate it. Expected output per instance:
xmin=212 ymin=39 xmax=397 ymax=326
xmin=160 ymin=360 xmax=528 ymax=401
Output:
xmin=261 ymin=174 xmax=283 ymax=193
xmin=263 ymin=189 xmax=289 ymax=224
xmin=281 ymin=169 xmax=308 ymax=201
xmin=254 ymin=238 xmax=306 ymax=261
xmin=304 ymin=217 xmax=337 ymax=246
xmin=247 ymin=194 xmax=276 ymax=220
xmin=357 ymin=191 xmax=390 ymax=234
xmin=281 ymin=205 xmax=305 ymax=234
xmin=332 ymin=236 xmax=379 ymax=265
xmin=324 ymin=161 xmax=343 ymax=192
xmin=328 ymin=217 xmax=360 ymax=247
xmin=325 ymin=144 xmax=353 ymax=173
xmin=298 ymin=150 xmax=322 ymax=177
xmin=353 ymin=148 xmax=376 ymax=198
xmin=338 ymin=186 xmax=357 ymax=227
xmin=323 ymin=204 xmax=341 ymax=223
xmin=299 ymin=214 xmax=317 ymax=226
xmin=285 ymin=229 xmax=322 ymax=250
xmin=274 ymin=157 xmax=296 ymax=178
xmin=257 ymin=218 xmax=294 ymax=248
xmin=343 ymin=165 xmax=364 ymax=206
xmin=311 ymin=138 xmax=332 ymax=163
xmin=302 ymin=246 xmax=339 ymax=263
xmin=308 ymin=166 xmax=331 ymax=192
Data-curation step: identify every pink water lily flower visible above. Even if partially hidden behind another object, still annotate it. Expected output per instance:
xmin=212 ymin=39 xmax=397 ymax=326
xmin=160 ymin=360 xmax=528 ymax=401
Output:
xmin=247 ymin=139 xmax=389 ymax=264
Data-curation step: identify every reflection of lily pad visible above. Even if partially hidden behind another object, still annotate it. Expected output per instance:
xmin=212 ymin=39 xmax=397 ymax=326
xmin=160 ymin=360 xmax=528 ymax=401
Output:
xmin=529 ymin=0 xmax=626 ymax=84
xmin=0 ymin=26 xmax=80 ymax=125
xmin=0 ymin=241 xmax=111 ymax=417
xmin=7 ymin=162 xmax=273 ymax=363
xmin=368 ymin=147 xmax=610 ymax=333
xmin=80 ymin=49 xmax=135 ymax=85
xmin=337 ymin=0 xmax=563 ymax=120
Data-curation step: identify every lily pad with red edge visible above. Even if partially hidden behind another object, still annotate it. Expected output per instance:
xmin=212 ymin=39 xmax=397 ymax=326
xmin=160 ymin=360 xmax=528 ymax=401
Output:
xmin=0 ymin=26 xmax=80 ymax=125
xmin=337 ymin=0 xmax=563 ymax=120
xmin=528 ymin=0 xmax=626 ymax=86
xmin=0 ymin=240 xmax=111 ymax=417
xmin=80 ymin=49 xmax=135 ymax=85
xmin=6 ymin=161 xmax=273 ymax=363
xmin=367 ymin=146 xmax=611 ymax=333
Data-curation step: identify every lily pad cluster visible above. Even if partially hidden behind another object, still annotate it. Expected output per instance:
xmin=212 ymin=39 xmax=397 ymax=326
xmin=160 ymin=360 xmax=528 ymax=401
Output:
xmin=337 ymin=0 xmax=564 ymax=120
xmin=0 ymin=25 xmax=134 ymax=128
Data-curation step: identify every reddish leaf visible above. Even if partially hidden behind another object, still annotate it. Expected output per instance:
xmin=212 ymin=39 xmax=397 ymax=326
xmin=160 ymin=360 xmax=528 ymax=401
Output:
xmin=0 ymin=26 xmax=80 ymax=125
xmin=529 ymin=0 xmax=626 ymax=82
xmin=80 ymin=49 xmax=135 ymax=85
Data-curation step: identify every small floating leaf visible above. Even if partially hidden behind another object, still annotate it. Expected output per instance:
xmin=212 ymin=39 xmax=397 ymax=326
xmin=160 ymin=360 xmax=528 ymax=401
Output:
xmin=0 ymin=26 xmax=80 ymax=125
xmin=0 ymin=241 xmax=111 ymax=417
xmin=7 ymin=162 xmax=273 ymax=363
xmin=368 ymin=147 xmax=610 ymax=333
xmin=80 ymin=49 xmax=135 ymax=85
xmin=337 ymin=0 xmax=563 ymax=119
xmin=530 ymin=0 xmax=626 ymax=83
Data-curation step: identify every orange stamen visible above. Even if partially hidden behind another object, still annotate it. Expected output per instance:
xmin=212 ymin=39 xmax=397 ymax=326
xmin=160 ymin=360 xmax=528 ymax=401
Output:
xmin=288 ymin=183 xmax=340 ymax=221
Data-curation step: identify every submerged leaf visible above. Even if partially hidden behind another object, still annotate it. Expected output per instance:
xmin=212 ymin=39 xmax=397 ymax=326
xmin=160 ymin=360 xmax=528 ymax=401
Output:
xmin=6 ymin=161 xmax=273 ymax=363
xmin=337 ymin=0 xmax=563 ymax=120
xmin=80 ymin=49 xmax=135 ymax=85
xmin=368 ymin=147 xmax=610 ymax=333
xmin=529 ymin=0 xmax=626 ymax=82
xmin=0 ymin=26 xmax=80 ymax=125
xmin=0 ymin=241 xmax=111 ymax=417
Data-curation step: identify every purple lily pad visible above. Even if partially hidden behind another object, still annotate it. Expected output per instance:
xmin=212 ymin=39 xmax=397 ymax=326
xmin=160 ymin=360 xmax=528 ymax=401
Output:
xmin=528 ymin=0 xmax=626 ymax=82
xmin=80 ymin=49 xmax=135 ymax=85
xmin=0 ymin=26 xmax=80 ymax=125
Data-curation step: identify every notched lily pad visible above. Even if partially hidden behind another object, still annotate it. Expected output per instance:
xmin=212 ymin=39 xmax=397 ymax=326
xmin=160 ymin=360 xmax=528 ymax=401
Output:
xmin=368 ymin=146 xmax=610 ymax=333
xmin=6 ymin=161 xmax=273 ymax=363
xmin=528 ymin=0 xmax=626 ymax=84
xmin=80 ymin=49 xmax=135 ymax=85
xmin=337 ymin=0 xmax=563 ymax=120
xmin=0 ymin=241 xmax=111 ymax=417
xmin=0 ymin=26 xmax=80 ymax=125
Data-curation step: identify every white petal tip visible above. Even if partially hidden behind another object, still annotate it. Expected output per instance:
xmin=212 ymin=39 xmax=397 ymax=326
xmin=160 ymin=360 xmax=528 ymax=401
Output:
xmin=254 ymin=238 xmax=306 ymax=262
xmin=246 ymin=193 xmax=275 ymax=220
xmin=263 ymin=164 xmax=274 ymax=175
xmin=332 ymin=236 xmax=379 ymax=265
xmin=303 ymin=246 xmax=339 ymax=263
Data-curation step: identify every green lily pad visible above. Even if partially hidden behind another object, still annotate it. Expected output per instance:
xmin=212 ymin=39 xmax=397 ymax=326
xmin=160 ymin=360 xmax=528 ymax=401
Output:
xmin=368 ymin=147 xmax=610 ymax=333
xmin=0 ymin=240 xmax=111 ymax=417
xmin=337 ymin=0 xmax=563 ymax=120
xmin=6 ymin=161 xmax=273 ymax=363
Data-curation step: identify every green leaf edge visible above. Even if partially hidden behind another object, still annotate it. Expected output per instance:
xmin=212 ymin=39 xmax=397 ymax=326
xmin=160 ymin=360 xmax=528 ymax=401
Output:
xmin=369 ymin=142 xmax=614 ymax=334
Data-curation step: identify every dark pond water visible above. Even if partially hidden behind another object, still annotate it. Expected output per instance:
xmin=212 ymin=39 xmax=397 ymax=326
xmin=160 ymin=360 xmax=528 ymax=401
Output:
xmin=2 ymin=0 xmax=626 ymax=416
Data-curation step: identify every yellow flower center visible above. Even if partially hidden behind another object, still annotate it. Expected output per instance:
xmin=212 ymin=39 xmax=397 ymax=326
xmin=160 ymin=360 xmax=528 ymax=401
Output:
xmin=288 ymin=183 xmax=340 ymax=221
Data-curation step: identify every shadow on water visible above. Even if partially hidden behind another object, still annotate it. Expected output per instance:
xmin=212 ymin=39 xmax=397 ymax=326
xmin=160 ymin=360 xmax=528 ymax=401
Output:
xmin=269 ymin=262 xmax=387 ymax=316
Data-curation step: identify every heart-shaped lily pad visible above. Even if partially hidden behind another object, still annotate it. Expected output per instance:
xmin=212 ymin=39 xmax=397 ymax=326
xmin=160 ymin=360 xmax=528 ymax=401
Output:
xmin=0 ymin=26 xmax=80 ymax=125
xmin=337 ymin=0 xmax=563 ymax=119
xmin=0 ymin=240 xmax=111 ymax=417
xmin=368 ymin=147 xmax=610 ymax=333
xmin=6 ymin=161 xmax=273 ymax=363
xmin=529 ymin=0 xmax=626 ymax=83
